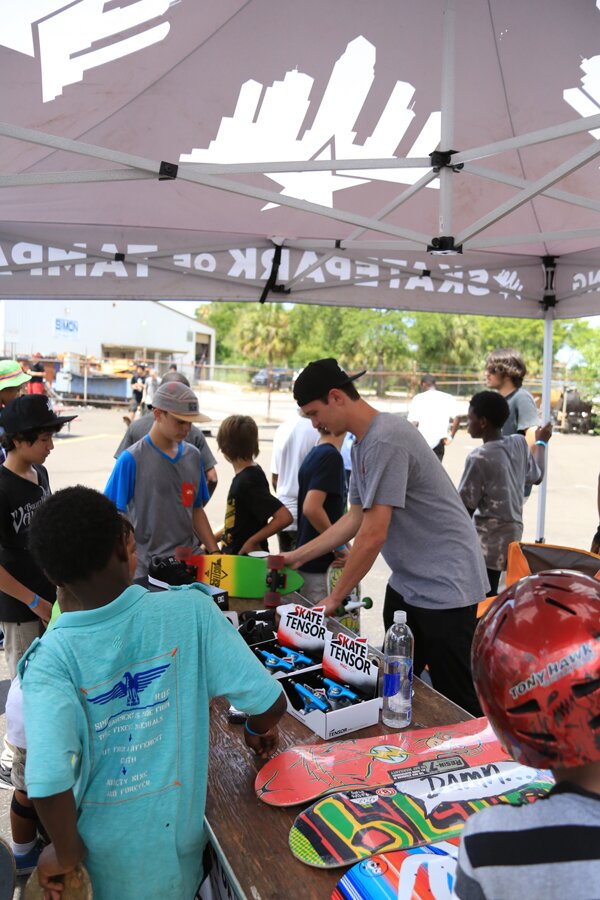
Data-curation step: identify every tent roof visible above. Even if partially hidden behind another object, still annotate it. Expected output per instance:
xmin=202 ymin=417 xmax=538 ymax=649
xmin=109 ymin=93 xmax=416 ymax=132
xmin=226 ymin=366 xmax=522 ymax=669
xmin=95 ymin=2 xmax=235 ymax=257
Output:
xmin=2 ymin=0 xmax=600 ymax=318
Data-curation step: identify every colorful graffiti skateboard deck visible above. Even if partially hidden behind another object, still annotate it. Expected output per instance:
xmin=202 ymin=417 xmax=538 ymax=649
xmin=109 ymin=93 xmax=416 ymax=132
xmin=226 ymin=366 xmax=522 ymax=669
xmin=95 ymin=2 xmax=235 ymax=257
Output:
xmin=174 ymin=549 xmax=304 ymax=600
xmin=25 ymin=863 xmax=93 ymax=899
xmin=289 ymin=761 xmax=553 ymax=868
xmin=0 ymin=838 xmax=15 ymax=900
xmin=332 ymin=838 xmax=460 ymax=900
xmin=255 ymin=717 xmax=511 ymax=807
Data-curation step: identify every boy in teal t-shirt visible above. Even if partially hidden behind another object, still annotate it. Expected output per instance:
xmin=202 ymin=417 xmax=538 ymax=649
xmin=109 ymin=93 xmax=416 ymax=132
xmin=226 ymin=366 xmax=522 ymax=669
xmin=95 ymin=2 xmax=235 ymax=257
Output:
xmin=19 ymin=487 xmax=285 ymax=900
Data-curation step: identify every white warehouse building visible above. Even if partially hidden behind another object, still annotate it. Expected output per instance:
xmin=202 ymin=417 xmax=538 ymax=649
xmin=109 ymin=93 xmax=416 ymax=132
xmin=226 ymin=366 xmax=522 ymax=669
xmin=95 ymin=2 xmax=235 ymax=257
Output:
xmin=0 ymin=299 xmax=215 ymax=372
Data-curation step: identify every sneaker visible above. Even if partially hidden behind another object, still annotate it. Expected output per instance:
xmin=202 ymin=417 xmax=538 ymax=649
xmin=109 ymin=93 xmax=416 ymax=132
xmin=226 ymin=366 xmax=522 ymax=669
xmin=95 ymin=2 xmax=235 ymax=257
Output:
xmin=14 ymin=841 xmax=42 ymax=876
xmin=0 ymin=764 xmax=13 ymax=790
xmin=148 ymin=555 xmax=197 ymax=589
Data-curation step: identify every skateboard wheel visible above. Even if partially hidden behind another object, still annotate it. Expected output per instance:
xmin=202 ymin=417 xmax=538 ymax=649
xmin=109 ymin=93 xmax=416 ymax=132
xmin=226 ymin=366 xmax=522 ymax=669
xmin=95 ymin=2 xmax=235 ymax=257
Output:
xmin=264 ymin=591 xmax=281 ymax=608
xmin=267 ymin=555 xmax=285 ymax=569
xmin=363 ymin=597 xmax=373 ymax=610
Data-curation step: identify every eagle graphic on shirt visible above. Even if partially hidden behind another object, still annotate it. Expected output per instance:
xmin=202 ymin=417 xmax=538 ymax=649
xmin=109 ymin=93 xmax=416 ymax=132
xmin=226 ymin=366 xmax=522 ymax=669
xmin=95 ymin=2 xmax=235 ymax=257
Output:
xmin=86 ymin=664 xmax=170 ymax=708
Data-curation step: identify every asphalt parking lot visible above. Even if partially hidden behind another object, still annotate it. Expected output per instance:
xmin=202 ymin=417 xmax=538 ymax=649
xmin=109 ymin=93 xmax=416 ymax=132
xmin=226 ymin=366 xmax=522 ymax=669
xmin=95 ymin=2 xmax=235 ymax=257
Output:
xmin=0 ymin=381 xmax=598 ymax=893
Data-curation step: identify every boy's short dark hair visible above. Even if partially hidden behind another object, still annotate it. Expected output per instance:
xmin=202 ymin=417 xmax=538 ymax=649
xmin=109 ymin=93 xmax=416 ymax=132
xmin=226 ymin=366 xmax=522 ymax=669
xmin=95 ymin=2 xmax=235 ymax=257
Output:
xmin=485 ymin=348 xmax=527 ymax=388
xmin=29 ymin=486 xmax=124 ymax=585
xmin=420 ymin=374 xmax=436 ymax=387
xmin=470 ymin=391 xmax=510 ymax=428
xmin=217 ymin=415 xmax=259 ymax=460
xmin=1 ymin=424 xmax=63 ymax=453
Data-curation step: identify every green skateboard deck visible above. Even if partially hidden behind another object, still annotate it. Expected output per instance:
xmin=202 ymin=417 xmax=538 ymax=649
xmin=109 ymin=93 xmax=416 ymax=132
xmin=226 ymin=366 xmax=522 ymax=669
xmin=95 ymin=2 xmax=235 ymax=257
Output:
xmin=25 ymin=863 xmax=93 ymax=899
xmin=255 ymin=718 xmax=511 ymax=807
xmin=0 ymin=838 xmax=15 ymax=900
xmin=331 ymin=837 xmax=460 ymax=900
xmin=175 ymin=549 xmax=304 ymax=599
xmin=289 ymin=761 xmax=554 ymax=868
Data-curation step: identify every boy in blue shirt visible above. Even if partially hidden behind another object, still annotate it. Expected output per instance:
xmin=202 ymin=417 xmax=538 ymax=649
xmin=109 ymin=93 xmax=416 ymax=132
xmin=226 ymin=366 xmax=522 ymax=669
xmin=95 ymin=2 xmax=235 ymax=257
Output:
xmin=105 ymin=380 xmax=219 ymax=580
xmin=19 ymin=486 xmax=285 ymax=900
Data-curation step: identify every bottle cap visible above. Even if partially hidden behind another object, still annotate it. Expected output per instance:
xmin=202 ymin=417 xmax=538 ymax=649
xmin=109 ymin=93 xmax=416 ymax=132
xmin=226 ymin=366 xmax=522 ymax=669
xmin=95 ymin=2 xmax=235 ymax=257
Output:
xmin=393 ymin=610 xmax=407 ymax=625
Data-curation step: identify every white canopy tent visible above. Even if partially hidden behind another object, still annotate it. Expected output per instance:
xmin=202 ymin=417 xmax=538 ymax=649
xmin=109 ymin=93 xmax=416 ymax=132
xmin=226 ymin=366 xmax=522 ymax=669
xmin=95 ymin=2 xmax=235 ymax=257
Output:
xmin=2 ymin=0 xmax=600 ymax=537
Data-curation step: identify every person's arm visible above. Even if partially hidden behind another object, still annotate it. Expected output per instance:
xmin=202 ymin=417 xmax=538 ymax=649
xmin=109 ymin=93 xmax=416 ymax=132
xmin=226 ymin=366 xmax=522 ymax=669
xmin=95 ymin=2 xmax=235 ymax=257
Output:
xmin=238 ymin=505 xmax=293 ymax=555
xmin=523 ymin=425 xmax=538 ymax=448
xmin=449 ymin=414 xmax=461 ymax=440
xmin=243 ymin=692 xmax=287 ymax=759
xmin=204 ymin=466 xmax=218 ymax=497
xmin=457 ymin=453 xmax=483 ymax=518
xmin=0 ymin=565 xmax=52 ymax=625
xmin=104 ymin=451 xmax=136 ymax=512
xmin=192 ymin=506 xmax=219 ymax=553
xmin=32 ymin=790 xmax=86 ymax=898
xmin=271 ymin=473 xmax=278 ymax=491
xmin=319 ymin=504 xmax=392 ymax=615
xmin=302 ymin=488 xmax=334 ymax=534
xmin=283 ymin=504 xmax=363 ymax=570
xmin=529 ymin=421 xmax=552 ymax=484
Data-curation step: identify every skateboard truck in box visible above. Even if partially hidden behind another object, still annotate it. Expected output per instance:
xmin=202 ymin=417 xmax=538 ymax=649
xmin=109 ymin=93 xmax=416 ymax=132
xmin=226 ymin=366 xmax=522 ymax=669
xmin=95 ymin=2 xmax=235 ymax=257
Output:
xmin=281 ymin=630 xmax=381 ymax=739
xmin=250 ymin=603 xmax=326 ymax=679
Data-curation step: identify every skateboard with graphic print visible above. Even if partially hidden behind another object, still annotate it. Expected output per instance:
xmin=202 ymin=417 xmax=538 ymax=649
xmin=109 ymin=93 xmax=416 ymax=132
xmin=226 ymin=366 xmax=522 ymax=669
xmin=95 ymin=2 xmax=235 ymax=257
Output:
xmin=326 ymin=563 xmax=373 ymax=634
xmin=0 ymin=838 xmax=15 ymax=900
xmin=331 ymin=837 xmax=460 ymax=900
xmin=25 ymin=863 xmax=93 ymax=899
xmin=172 ymin=548 xmax=304 ymax=601
xmin=289 ymin=761 xmax=554 ymax=868
xmin=255 ymin=717 xmax=510 ymax=807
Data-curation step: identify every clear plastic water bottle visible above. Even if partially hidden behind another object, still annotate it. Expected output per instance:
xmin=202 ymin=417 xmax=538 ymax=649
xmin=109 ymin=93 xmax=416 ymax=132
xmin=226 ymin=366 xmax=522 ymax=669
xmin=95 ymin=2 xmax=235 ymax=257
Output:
xmin=382 ymin=610 xmax=414 ymax=728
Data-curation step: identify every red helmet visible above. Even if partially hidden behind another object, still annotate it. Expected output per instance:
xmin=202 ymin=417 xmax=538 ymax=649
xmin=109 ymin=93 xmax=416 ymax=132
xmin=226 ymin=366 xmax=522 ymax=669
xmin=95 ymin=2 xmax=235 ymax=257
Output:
xmin=472 ymin=569 xmax=600 ymax=770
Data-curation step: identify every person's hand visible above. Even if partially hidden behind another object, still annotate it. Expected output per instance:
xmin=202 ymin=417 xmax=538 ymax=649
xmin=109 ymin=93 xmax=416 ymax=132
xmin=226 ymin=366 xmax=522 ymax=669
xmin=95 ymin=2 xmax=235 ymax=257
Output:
xmin=239 ymin=538 xmax=262 ymax=556
xmin=33 ymin=597 xmax=52 ymax=626
xmin=36 ymin=843 xmax=73 ymax=900
xmin=332 ymin=547 xmax=350 ymax=564
xmin=279 ymin=550 xmax=300 ymax=570
xmin=322 ymin=594 xmax=342 ymax=617
xmin=244 ymin=725 xmax=280 ymax=759
xmin=535 ymin=421 xmax=553 ymax=444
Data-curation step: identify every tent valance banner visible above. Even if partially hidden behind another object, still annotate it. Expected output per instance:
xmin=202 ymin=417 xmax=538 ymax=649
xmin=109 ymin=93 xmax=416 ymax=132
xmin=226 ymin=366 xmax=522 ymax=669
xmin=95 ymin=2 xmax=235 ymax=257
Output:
xmin=1 ymin=0 xmax=600 ymax=317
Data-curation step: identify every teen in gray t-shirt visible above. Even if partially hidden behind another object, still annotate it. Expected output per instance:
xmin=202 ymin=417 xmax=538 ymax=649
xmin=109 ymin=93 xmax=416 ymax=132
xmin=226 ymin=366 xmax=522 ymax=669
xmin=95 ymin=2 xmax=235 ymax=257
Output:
xmin=350 ymin=413 xmax=488 ymax=609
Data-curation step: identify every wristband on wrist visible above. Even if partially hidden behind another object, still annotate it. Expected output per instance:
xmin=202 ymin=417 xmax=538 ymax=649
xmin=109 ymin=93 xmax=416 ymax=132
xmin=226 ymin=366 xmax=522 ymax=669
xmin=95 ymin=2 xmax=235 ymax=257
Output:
xmin=244 ymin=719 xmax=269 ymax=738
xmin=534 ymin=440 xmax=548 ymax=447
xmin=28 ymin=594 xmax=39 ymax=609
xmin=335 ymin=545 xmax=347 ymax=552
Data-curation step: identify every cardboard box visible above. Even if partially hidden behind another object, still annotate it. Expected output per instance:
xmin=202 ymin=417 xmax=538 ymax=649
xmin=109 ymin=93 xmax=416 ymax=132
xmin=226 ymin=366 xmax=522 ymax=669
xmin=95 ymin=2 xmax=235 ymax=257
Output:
xmin=281 ymin=630 xmax=381 ymax=739
xmin=248 ymin=603 xmax=326 ymax=679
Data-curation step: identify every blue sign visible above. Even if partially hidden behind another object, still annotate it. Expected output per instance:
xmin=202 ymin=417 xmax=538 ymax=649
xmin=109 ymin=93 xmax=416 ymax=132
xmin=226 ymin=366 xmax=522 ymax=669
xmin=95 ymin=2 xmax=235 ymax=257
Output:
xmin=54 ymin=317 xmax=79 ymax=336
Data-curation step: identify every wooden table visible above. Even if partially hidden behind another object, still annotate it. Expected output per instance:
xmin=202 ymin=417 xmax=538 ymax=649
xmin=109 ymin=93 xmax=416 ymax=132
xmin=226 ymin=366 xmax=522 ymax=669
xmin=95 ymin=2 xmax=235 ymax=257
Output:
xmin=206 ymin=675 xmax=471 ymax=900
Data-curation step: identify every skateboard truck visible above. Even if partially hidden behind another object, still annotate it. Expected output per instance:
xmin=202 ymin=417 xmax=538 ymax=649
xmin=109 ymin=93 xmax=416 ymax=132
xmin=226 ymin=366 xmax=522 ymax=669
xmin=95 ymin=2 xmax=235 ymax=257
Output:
xmin=276 ymin=645 xmax=313 ymax=668
xmin=293 ymin=682 xmax=331 ymax=714
xmin=322 ymin=677 xmax=359 ymax=706
xmin=335 ymin=595 xmax=374 ymax=616
xmin=258 ymin=650 xmax=295 ymax=673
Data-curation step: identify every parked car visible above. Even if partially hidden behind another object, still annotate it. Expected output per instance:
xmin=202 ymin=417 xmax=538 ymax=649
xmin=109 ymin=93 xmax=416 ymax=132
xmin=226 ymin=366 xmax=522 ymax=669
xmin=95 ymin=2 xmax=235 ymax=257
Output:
xmin=251 ymin=368 xmax=293 ymax=390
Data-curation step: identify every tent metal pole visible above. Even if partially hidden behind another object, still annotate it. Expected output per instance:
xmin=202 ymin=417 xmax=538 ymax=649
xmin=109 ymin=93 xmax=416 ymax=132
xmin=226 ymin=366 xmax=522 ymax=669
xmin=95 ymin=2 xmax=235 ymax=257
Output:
xmin=438 ymin=0 xmax=456 ymax=236
xmin=535 ymin=275 xmax=556 ymax=543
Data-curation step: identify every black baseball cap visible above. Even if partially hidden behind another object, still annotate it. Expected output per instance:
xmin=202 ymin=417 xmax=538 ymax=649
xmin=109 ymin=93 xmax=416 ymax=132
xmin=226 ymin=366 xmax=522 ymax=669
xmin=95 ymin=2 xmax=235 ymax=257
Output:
xmin=0 ymin=395 xmax=76 ymax=434
xmin=293 ymin=358 xmax=366 ymax=407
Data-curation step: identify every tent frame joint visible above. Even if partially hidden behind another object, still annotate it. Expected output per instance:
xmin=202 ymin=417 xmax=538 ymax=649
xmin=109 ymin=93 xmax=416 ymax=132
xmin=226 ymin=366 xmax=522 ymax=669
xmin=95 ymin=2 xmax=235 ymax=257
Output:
xmin=429 ymin=149 xmax=463 ymax=173
xmin=159 ymin=161 xmax=179 ymax=181
xmin=427 ymin=236 xmax=463 ymax=255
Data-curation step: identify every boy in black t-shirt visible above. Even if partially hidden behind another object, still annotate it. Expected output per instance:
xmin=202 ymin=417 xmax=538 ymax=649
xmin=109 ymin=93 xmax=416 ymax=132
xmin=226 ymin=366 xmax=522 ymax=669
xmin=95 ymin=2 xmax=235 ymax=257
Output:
xmin=0 ymin=395 xmax=75 ymax=798
xmin=0 ymin=395 xmax=75 ymax=671
xmin=217 ymin=415 xmax=292 ymax=555
xmin=296 ymin=426 xmax=347 ymax=602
